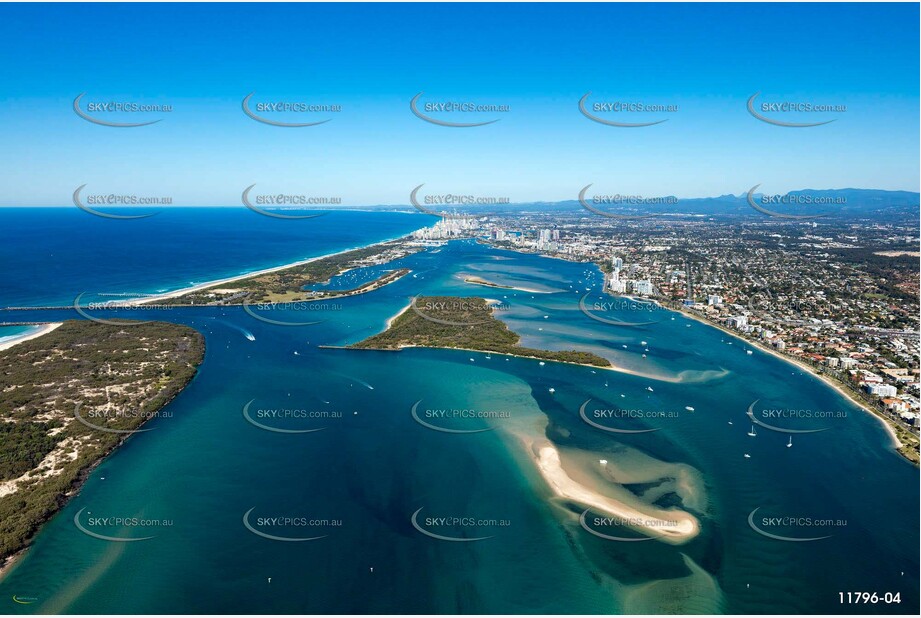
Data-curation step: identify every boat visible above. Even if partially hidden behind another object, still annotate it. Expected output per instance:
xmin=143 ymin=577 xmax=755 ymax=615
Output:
xmin=539 ymin=361 xmax=545 ymax=366
xmin=646 ymin=387 xmax=654 ymax=392
xmin=744 ymin=454 xmax=751 ymax=458
xmin=728 ymin=420 xmax=733 ymax=425
xmin=787 ymin=436 xmax=793 ymax=448
xmin=746 ymin=350 xmax=753 ymax=355
xmin=685 ymin=406 xmax=695 ymax=412
xmin=747 ymin=425 xmax=757 ymax=437
xmin=641 ymin=341 xmax=648 ymax=346
xmin=548 ymin=387 xmax=555 ymax=393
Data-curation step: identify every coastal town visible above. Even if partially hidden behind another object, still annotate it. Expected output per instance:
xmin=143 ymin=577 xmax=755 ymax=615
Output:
xmin=409 ymin=209 xmax=921 ymax=458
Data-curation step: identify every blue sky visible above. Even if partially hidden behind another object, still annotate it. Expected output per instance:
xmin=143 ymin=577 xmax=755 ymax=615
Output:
xmin=0 ymin=2 xmax=918 ymax=206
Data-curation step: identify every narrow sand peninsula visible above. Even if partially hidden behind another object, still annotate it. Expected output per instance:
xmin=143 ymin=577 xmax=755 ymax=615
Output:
xmin=462 ymin=275 xmax=551 ymax=294
xmin=531 ymin=442 xmax=700 ymax=545
xmin=125 ymin=237 xmax=410 ymax=306
xmin=0 ymin=323 xmax=62 ymax=351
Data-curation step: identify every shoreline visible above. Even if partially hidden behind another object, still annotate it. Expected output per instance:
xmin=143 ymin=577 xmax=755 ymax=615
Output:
xmin=0 ymin=322 xmax=206 ymax=583
xmin=126 ymin=234 xmax=415 ymax=306
xmin=524 ymin=439 xmax=699 ymax=545
xmin=0 ymin=322 xmax=62 ymax=351
xmin=461 ymin=275 xmax=551 ymax=295
xmin=673 ymin=304 xmax=906 ymax=451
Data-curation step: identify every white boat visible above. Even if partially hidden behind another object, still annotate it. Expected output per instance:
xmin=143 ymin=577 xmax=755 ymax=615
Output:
xmin=641 ymin=341 xmax=648 ymax=346
xmin=685 ymin=406 xmax=695 ymax=412
xmin=787 ymin=436 xmax=793 ymax=448
xmin=746 ymin=350 xmax=753 ymax=355
xmin=539 ymin=361 xmax=545 ymax=366
xmin=548 ymin=388 xmax=556 ymax=393
xmin=728 ymin=420 xmax=733 ymax=425
xmin=646 ymin=387 xmax=654 ymax=392
xmin=599 ymin=459 xmax=608 ymax=465
xmin=744 ymin=454 xmax=751 ymax=458
xmin=747 ymin=425 xmax=757 ymax=437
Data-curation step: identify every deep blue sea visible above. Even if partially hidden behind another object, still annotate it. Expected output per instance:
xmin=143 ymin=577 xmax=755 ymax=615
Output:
xmin=0 ymin=208 xmax=430 ymax=308
xmin=0 ymin=211 xmax=917 ymax=614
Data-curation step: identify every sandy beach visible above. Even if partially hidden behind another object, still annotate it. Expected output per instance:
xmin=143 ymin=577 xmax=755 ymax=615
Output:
xmin=675 ymin=305 xmax=905 ymax=449
xmin=462 ymin=275 xmax=551 ymax=295
xmin=0 ymin=323 xmax=62 ymax=352
xmin=125 ymin=236 xmax=411 ymax=306
xmin=529 ymin=441 xmax=700 ymax=545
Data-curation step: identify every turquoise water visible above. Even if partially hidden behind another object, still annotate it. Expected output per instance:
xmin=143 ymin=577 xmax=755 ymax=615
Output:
xmin=0 ymin=239 xmax=917 ymax=614
xmin=0 ymin=325 xmax=37 ymax=344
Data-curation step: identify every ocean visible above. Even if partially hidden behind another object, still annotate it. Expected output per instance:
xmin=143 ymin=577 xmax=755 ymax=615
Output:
xmin=0 ymin=217 xmax=917 ymax=614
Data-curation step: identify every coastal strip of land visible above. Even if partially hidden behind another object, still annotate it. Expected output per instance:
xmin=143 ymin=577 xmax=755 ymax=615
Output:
xmin=143 ymin=240 xmax=420 ymax=307
xmin=671 ymin=303 xmax=919 ymax=463
xmin=0 ymin=320 xmax=205 ymax=578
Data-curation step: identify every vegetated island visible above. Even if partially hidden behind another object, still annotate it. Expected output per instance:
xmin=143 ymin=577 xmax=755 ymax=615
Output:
xmin=0 ymin=320 xmax=204 ymax=573
xmin=158 ymin=242 xmax=419 ymax=306
xmin=350 ymin=295 xmax=611 ymax=368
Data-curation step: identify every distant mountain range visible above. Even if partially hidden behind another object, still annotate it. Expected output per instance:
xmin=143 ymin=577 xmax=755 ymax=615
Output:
xmin=363 ymin=188 xmax=919 ymax=218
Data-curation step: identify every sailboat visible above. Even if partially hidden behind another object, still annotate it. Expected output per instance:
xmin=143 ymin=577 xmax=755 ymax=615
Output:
xmin=787 ymin=436 xmax=793 ymax=448
xmin=747 ymin=425 xmax=757 ymax=437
